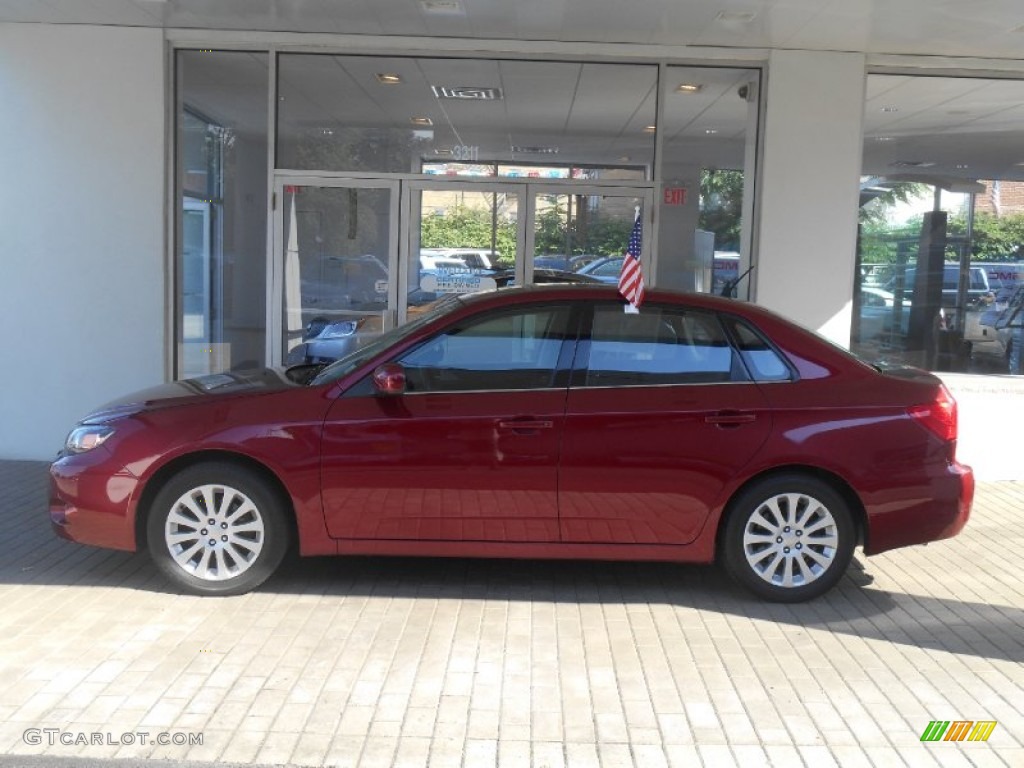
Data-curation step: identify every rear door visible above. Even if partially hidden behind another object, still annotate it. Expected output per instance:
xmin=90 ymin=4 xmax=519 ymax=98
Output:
xmin=558 ymin=303 xmax=774 ymax=545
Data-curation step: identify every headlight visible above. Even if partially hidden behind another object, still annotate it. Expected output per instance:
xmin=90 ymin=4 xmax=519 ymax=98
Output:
xmin=319 ymin=320 xmax=359 ymax=339
xmin=65 ymin=425 xmax=115 ymax=454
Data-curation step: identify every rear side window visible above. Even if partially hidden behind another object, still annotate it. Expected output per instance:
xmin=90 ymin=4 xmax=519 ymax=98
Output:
xmin=725 ymin=318 xmax=793 ymax=382
xmin=584 ymin=305 xmax=739 ymax=386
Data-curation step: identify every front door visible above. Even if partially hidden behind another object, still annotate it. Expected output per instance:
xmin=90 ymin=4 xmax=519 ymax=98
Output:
xmin=320 ymin=302 xmax=576 ymax=542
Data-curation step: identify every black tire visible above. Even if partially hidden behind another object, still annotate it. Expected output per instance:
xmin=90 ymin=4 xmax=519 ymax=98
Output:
xmin=721 ymin=474 xmax=856 ymax=602
xmin=146 ymin=462 xmax=290 ymax=596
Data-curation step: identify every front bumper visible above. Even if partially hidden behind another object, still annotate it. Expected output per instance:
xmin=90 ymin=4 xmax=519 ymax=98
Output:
xmin=49 ymin=451 xmax=140 ymax=552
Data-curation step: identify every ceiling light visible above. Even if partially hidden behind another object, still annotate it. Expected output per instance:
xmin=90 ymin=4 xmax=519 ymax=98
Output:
xmin=881 ymin=106 xmax=899 ymax=113
xmin=410 ymin=117 xmax=433 ymax=126
xmin=376 ymin=73 xmax=403 ymax=85
xmin=705 ymin=128 xmax=718 ymax=135
xmin=432 ymin=85 xmax=503 ymax=100
xmin=643 ymin=125 xmax=656 ymax=133
xmin=715 ymin=11 xmax=757 ymax=23
xmin=875 ymin=136 xmax=895 ymax=142
xmin=676 ymin=83 xmax=703 ymax=94
xmin=956 ymin=164 xmax=969 ymax=169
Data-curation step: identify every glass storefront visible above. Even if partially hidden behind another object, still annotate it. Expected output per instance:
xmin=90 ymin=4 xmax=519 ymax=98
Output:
xmin=659 ymin=66 xmax=759 ymax=297
xmin=175 ymin=51 xmax=269 ymax=378
xmin=854 ymin=74 xmax=1024 ymax=375
xmin=176 ymin=50 xmax=761 ymax=372
xmin=276 ymin=56 xmax=658 ymax=177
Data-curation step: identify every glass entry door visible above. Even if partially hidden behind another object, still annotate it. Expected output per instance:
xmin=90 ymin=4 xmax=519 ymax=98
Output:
xmin=527 ymin=186 xmax=653 ymax=284
xmin=272 ymin=178 xmax=399 ymax=364
xmin=272 ymin=178 xmax=654 ymax=364
xmin=401 ymin=181 xmax=527 ymax=323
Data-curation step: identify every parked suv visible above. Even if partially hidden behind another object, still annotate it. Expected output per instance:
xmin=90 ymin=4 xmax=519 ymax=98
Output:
xmin=885 ymin=264 xmax=992 ymax=308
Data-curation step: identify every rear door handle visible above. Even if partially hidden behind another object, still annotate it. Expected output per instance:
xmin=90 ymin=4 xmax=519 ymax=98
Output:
xmin=705 ymin=411 xmax=757 ymax=427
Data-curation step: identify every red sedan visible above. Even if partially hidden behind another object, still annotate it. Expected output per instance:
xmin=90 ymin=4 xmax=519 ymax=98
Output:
xmin=49 ymin=286 xmax=973 ymax=602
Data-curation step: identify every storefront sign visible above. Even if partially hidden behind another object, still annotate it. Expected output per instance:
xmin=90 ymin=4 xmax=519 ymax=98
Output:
xmin=420 ymin=272 xmax=497 ymax=295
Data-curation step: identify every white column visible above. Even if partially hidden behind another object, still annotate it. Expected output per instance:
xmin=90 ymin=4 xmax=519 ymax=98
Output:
xmin=755 ymin=50 xmax=866 ymax=346
xmin=0 ymin=24 xmax=165 ymax=459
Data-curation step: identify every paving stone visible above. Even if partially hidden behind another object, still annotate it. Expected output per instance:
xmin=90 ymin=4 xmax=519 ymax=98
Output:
xmin=0 ymin=460 xmax=1021 ymax=766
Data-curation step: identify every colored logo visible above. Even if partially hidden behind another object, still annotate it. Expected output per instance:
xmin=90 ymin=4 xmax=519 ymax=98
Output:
xmin=921 ymin=721 xmax=997 ymax=742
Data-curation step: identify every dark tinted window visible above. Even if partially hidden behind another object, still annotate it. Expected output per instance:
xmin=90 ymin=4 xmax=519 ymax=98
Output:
xmin=584 ymin=305 xmax=737 ymax=386
xmin=398 ymin=307 xmax=572 ymax=392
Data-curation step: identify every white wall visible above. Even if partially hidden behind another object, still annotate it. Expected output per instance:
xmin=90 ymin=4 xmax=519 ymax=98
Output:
xmin=755 ymin=50 xmax=866 ymax=345
xmin=0 ymin=24 xmax=165 ymax=459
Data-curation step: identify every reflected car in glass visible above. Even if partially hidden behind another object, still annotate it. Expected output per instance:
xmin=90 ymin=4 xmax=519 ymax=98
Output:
xmin=50 ymin=286 xmax=973 ymax=602
xmin=858 ymin=286 xmax=911 ymax=340
xmin=575 ymin=256 xmax=625 ymax=283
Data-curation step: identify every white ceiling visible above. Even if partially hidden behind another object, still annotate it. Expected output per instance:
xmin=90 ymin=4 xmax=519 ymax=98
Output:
xmin=7 ymin=0 xmax=1024 ymax=182
xmin=3 ymin=0 xmax=1024 ymax=60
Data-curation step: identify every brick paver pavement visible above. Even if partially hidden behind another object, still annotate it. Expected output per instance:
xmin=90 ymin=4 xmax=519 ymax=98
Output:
xmin=0 ymin=460 xmax=1021 ymax=767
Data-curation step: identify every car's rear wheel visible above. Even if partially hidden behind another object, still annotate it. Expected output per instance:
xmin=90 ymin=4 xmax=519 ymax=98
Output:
xmin=722 ymin=474 xmax=855 ymax=602
xmin=146 ymin=463 xmax=289 ymax=596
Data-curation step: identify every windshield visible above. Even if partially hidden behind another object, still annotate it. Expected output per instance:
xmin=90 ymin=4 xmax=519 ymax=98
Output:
xmin=309 ymin=295 xmax=462 ymax=386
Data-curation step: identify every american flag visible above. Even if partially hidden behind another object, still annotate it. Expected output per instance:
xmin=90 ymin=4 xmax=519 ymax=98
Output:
xmin=618 ymin=210 xmax=645 ymax=308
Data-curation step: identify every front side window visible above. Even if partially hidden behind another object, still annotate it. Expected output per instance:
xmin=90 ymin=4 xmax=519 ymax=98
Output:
xmin=398 ymin=306 xmax=573 ymax=392
xmin=585 ymin=305 xmax=737 ymax=386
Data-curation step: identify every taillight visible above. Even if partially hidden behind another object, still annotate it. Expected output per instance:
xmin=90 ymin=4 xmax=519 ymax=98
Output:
xmin=908 ymin=384 xmax=958 ymax=442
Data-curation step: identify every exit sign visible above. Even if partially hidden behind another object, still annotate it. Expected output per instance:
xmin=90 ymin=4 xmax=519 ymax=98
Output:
xmin=663 ymin=187 xmax=687 ymax=205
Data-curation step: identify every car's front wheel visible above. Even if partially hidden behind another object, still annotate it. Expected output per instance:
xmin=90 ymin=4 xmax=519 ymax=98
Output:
xmin=721 ymin=474 xmax=855 ymax=602
xmin=146 ymin=463 xmax=289 ymax=596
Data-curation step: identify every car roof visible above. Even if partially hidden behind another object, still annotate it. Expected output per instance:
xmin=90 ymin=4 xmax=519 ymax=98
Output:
xmin=457 ymin=283 xmax=758 ymax=316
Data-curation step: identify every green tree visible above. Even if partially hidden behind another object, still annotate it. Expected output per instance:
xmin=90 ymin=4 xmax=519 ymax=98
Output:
xmin=947 ymin=211 xmax=1024 ymax=260
xmin=530 ymin=200 xmax=635 ymax=258
xmin=699 ymin=169 xmax=743 ymax=250
xmin=420 ymin=206 xmax=517 ymax=266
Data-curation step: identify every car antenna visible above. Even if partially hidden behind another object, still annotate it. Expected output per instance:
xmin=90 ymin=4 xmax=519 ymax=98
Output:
xmin=721 ymin=264 xmax=756 ymax=298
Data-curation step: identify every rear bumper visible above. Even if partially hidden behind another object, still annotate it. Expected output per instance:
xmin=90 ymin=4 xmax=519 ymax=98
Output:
xmin=49 ymin=454 xmax=139 ymax=552
xmin=864 ymin=461 xmax=974 ymax=556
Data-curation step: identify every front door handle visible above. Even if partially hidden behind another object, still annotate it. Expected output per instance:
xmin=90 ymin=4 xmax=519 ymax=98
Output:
xmin=497 ymin=418 xmax=554 ymax=434
xmin=705 ymin=410 xmax=757 ymax=427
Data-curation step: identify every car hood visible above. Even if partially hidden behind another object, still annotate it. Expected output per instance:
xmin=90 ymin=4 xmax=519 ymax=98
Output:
xmin=82 ymin=368 xmax=300 ymax=423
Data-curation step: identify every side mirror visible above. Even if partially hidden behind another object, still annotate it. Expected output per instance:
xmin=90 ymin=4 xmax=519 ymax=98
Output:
xmin=372 ymin=363 xmax=406 ymax=396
